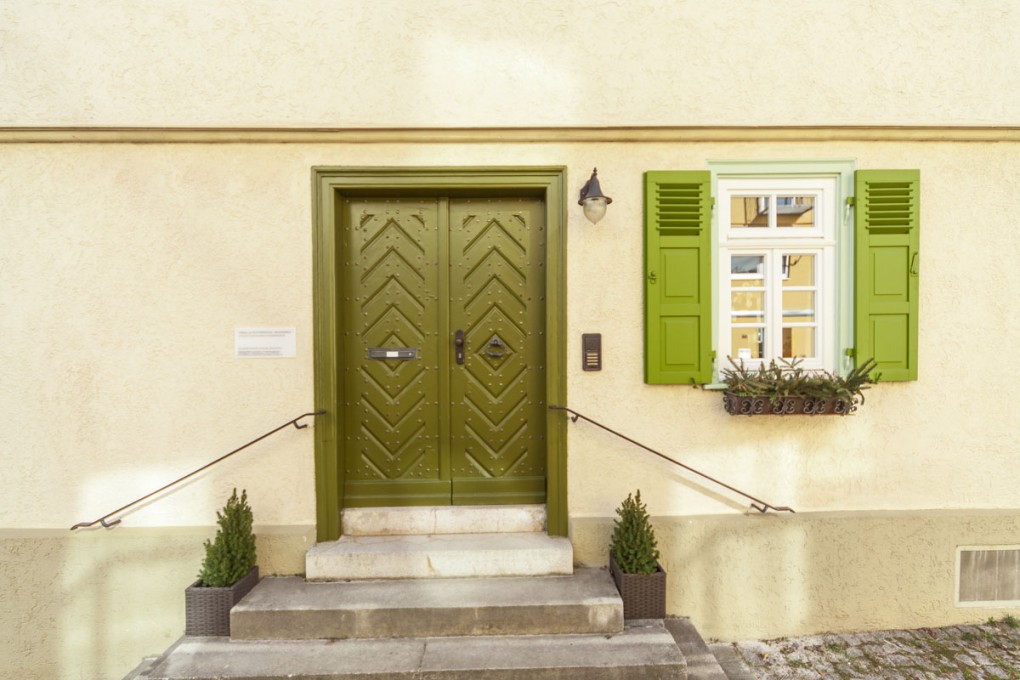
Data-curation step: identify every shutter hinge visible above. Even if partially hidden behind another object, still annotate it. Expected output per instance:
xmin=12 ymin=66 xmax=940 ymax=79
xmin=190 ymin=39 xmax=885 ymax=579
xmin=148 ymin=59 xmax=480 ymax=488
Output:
xmin=846 ymin=196 xmax=855 ymax=207
xmin=845 ymin=347 xmax=856 ymax=358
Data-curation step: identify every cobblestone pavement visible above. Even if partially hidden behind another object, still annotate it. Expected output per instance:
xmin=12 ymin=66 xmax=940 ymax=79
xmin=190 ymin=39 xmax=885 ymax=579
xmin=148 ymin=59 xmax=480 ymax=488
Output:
xmin=727 ymin=619 xmax=1020 ymax=679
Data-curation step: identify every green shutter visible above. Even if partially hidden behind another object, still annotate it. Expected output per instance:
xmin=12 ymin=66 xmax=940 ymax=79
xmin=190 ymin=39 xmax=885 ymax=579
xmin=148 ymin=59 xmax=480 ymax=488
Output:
xmin=644 ymin=171 xmax=713 ymax=384
xmin=854 ymin=169 xmax=920 ymax=381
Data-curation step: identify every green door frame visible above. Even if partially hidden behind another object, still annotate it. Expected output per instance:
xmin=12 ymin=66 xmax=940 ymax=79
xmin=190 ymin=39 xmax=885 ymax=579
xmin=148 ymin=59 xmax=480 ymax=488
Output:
xmin=311 ymin=167 xmax=568 ymax=542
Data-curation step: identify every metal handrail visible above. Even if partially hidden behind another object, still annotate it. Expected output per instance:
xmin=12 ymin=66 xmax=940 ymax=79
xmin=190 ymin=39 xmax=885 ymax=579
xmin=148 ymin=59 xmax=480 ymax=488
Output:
xmin=549 ymin=405 xmax=794 ymax=514
xmin=70 ymin=410 xmax=326 ymax=530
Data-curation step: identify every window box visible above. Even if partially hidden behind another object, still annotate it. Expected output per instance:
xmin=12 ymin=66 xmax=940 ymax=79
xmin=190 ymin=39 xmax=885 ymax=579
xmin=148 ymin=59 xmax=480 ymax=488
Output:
xmin=723 ymin=393 xmax=856 ymax=416
xmin=720 ymin=357 xmax=877 ymax=417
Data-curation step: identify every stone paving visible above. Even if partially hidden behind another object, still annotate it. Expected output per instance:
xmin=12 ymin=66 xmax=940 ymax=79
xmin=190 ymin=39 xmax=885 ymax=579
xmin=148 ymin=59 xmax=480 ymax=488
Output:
xmin=726 ymin=619 xmax=1020 ymax=679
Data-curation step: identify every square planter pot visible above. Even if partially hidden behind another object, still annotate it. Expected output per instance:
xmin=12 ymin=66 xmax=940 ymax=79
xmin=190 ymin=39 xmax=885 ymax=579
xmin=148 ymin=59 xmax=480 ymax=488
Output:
xmin=185 ymin=566 xmax=259 ymax=636
xmin=609 ymin=553 xmax=666 ymax=619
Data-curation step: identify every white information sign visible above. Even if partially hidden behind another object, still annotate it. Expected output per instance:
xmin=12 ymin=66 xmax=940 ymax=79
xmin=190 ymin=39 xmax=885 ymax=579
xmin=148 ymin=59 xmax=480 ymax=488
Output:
xmin=235 ymin=327 xmax=296 ymax=358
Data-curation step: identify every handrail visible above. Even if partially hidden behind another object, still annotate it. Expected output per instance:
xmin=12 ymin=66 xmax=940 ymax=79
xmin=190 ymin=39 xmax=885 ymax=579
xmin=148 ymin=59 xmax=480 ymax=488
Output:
xmin=549 ymin=406 xmax=794 ymax=514
xmin=70 ymin=410 xmax=326 ymax=530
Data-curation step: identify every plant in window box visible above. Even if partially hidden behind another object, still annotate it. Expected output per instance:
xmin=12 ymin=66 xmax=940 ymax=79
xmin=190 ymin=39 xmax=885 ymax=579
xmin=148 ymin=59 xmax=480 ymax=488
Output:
xmin=609 ymin=490 xmax=666 ymax=619
xmin=721 ymin=356 xmax=879 ymax=416
xmin=185 ymin=488 xmax=259 ymax=636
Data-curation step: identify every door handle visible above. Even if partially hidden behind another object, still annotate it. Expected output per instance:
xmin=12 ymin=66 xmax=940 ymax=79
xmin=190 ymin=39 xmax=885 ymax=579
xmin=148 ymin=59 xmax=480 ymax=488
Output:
xmin=454 ymin=330 xmax=465 ymax=365
xmin=483 ymin=337 xmax=505 ymax=358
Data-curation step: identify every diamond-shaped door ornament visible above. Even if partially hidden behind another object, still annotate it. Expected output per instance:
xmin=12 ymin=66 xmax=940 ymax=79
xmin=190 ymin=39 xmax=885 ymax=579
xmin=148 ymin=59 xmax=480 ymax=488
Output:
xmin=478 ymin=334 xmax=513 ymax=369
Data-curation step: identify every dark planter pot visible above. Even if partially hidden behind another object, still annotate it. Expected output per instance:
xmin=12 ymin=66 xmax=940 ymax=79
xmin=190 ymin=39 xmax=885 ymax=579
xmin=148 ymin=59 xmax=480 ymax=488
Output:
xmin=609 ymin=553 xmax=666 ymax=619
xmin=723 ymin=392 xmax=857 ymax=416
xmin=185 ymin=566 xmax=259 ymax=636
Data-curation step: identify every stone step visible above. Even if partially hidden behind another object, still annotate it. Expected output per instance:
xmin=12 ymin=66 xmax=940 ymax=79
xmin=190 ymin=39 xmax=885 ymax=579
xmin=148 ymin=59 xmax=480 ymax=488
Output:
xmin=664 ymin=618 xmax=729 ymax=680
xmin=231 ymin=568 xmax=622 ymax=640
xmin=138 ymin=621 xmax=687 ymax=680
xmin=342 ymin=504 xmax=546 ymax=536
xmin=706 ymin=644 xmax=757 ymax=680
xmin=306 ymin=532 xmax=573 ymax=580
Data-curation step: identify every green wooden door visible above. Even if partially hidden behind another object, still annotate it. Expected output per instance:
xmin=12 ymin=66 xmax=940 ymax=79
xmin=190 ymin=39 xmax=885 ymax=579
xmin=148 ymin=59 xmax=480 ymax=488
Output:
xmin=341 ymin=196 xmax=546 ymax=507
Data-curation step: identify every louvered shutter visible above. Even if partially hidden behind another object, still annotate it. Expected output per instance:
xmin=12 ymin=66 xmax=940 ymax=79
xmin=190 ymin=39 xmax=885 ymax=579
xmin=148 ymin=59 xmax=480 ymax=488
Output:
xmin=854 ymin=169 xmax=920 ymax=381
xmin=644 ymin=171 xmax=713 ymax=384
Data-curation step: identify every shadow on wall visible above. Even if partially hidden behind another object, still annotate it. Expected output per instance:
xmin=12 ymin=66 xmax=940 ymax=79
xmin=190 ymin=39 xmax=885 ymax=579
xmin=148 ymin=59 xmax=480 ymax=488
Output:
xmin=655 ymin=510 xmax=1020 ymax=641
xmin=0 ymin=527 xmax=208 ymax=680
xmin=0 ymin=522 xmax=315 ymax=680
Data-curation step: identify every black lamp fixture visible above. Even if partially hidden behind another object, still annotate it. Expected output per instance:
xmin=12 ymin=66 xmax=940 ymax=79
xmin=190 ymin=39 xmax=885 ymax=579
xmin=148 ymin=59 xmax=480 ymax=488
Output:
xmin=578 ymin=167 xmax=612 ymax=224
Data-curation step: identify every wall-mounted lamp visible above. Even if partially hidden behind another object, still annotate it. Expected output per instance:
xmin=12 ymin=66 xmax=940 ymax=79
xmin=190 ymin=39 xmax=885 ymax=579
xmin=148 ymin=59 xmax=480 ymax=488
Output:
xmin=578 ymin=167 xmax=612 ymax=224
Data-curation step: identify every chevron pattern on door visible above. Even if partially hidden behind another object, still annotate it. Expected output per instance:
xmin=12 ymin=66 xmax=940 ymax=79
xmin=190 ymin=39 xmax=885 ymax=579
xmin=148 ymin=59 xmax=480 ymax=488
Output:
xmin=449 ymin=198 xmax=547 ymax=505
xmin=342 ymin=198 xmax=447 ymax=506
xmin=341 ymin=196 xmax=546 ymax=507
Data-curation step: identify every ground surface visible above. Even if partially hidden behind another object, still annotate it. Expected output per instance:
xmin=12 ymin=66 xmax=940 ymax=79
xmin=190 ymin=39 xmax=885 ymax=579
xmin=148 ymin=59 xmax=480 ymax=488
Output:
xmin=726 ymin=619 xmax=1020 ymax=679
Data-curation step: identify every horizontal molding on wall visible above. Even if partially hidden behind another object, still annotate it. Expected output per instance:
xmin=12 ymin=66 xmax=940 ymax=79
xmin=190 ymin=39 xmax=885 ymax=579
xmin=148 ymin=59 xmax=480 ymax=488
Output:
xmin=1 ymin=126 xmax=1019 ymax=144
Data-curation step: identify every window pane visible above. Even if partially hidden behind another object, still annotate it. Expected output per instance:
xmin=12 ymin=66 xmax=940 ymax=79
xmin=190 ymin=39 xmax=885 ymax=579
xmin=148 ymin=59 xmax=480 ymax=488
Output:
xmin=730 ymin=196 xmax=769 ymax=228
xmin=782 ymin=327 xmax=815 ymax=358
xmin=782 ymin=291 xmax=815 ymax=323
xmin=732 ymin=328 xmax=765 ymax=360
xmin=732 ymin=291 xmax=764 ymax=323
xmin=782 ymin=254 xmax=815 ymax=286
xmin=731 ymin=255 xmax=764 ymax=276
xmin=776 ymin=196 xmax=815 ymax=228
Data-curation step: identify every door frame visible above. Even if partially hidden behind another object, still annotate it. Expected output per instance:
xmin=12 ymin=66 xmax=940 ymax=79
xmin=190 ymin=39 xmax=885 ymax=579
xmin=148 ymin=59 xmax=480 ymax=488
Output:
xmin=311 ymin=167 xmax=568 ymax=541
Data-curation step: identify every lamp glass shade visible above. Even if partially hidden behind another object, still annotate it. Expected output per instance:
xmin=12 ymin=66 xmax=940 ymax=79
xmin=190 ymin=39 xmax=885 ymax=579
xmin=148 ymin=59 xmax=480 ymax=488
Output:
xmin=582 ymin=196 xmax=608 ymax=224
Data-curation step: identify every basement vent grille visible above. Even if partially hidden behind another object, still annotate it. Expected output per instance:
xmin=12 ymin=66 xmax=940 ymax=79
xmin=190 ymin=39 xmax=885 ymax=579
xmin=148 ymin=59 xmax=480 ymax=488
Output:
xmin=956 ymin=546 xmax=1020 ymax=607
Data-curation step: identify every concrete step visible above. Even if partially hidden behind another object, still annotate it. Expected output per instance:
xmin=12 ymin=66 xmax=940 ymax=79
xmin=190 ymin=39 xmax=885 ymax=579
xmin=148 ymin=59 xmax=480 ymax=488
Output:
xmin=342 ymin=504 xmax=546 ymax=536
xmin=664 ymin=618 xmax=729 ymax=680
xmin=706 ymin=643 xmax=756 ymax=680
xmin=306 ymin=532 xmax=573 ymax=580
xmin=138 ymin=621 xmax=687 ymax=680
xmin=231 ymin=568 xmax=623 ymax=640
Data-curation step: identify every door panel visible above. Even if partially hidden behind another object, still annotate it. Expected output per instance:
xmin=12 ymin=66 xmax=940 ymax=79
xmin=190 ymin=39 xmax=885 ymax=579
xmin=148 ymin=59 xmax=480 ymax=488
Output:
xmin=342 ymin=198 xmax=447 ymax=506
xmin=341 ymin=195 xmax=546 ymax=507
xmin=449 ymin=198 xmax=547 ymax=505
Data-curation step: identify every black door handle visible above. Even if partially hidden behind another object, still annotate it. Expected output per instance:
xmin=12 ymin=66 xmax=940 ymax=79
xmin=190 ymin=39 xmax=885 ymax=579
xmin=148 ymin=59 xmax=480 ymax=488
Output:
xmin=454 ymin=330 xmax=465 ymax=365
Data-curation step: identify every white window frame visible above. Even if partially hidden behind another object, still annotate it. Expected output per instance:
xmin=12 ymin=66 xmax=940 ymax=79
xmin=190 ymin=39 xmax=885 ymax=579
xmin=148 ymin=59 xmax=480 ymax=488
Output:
xmin=717 ymin=176 xmax=838 ymax=373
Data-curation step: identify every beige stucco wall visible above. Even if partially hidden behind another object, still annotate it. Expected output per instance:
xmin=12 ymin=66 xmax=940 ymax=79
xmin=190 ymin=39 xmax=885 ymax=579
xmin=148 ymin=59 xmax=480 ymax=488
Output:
xmin=4 ymin=512 xmax=1018 ymax=679
xmin=4 ymin=3 xmax=1019 ymax=676
xmin=2 ymin=0 xmax=1019 ymax=128
xmin=0 ymin=526 xmax=313 ymax=680
xmin=572 ymin=510 xmax=1020 ymax=641
xmin=2 ymin=140 xmax=1018 ymax=529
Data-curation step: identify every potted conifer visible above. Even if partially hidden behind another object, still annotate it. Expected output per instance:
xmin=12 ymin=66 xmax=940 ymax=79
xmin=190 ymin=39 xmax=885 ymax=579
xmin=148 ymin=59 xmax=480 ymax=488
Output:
xmin=609 ymin=490 xmax=666 ymax=619
xmin=184 ymin=488 xmax=259 ymax=636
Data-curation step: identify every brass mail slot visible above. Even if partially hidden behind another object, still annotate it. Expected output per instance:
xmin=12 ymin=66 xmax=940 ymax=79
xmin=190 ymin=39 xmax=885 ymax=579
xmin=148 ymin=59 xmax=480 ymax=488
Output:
xmin=368 ymin=347 xmax=419 ymax=360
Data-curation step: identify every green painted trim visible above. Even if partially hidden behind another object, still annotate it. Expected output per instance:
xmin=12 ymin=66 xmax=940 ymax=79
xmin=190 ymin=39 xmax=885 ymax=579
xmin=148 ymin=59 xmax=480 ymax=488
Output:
xmin=707 ymin=159 xmax=856 ymax=377
xmin=311 ymin=172 xmax=341 ymax=543
xmin=854 ymin=169 xmax=921 ymax=381
xmin=311 ymin=167 xmax=568 ymax=541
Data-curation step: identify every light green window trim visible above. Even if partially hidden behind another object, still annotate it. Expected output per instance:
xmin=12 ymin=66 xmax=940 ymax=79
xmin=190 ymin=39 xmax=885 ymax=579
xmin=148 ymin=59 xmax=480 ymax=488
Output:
xmin=707 ymin=160 xmax=856 ymax=378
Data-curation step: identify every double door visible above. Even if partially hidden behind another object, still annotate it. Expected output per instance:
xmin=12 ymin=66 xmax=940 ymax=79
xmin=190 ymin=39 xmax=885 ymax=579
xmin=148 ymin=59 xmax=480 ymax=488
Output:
xmin=340 ymin=195 xmax=547 ymax=506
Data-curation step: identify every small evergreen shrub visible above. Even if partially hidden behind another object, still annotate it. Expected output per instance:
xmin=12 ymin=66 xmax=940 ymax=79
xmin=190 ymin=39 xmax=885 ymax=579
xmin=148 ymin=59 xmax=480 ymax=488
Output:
xmin=198 ymin=488 xmax=256 ymax=588
xmin=610 ymin=490 xmax=660 ymax=575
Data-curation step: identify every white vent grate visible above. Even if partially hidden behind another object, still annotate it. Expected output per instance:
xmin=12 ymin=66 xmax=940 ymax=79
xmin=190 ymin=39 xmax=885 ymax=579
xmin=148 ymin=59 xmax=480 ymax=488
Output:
xmin=957 ymin=546 xmax=1020 ymax=607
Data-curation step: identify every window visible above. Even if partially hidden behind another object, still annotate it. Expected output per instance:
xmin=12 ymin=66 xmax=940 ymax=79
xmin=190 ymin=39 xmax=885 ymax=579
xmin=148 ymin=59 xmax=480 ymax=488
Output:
xmin=717 ymin=176 xmax=837 ymax=372
xmin=643 ymin=164 xmax=919 ymax=385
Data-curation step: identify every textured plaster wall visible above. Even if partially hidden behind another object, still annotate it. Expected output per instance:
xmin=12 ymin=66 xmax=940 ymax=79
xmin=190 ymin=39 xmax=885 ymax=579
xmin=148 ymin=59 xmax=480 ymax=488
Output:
xmin=2 ymin=140 xmax=1019 ymax=528
xmin=2 ymin=0 xmax=1019 ymax=128
xmin=2 ymin=140 xmax=1018 ymax=676
xmin=0 ymin=526 xmax=313 ymax=680
xmin=571 ymin=510 xmax=1020 ymax=640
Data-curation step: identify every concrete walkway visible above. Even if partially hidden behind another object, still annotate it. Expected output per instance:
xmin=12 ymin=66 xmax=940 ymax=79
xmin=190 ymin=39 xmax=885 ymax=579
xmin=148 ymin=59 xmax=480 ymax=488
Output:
xmin=724 ymin=619 xmax=1020 ymax=679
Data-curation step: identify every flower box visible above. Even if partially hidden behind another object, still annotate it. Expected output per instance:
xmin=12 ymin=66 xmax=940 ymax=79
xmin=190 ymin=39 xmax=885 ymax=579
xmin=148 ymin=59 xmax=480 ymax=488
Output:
xmin=723 ymin=392 xmax=856 ymax=416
